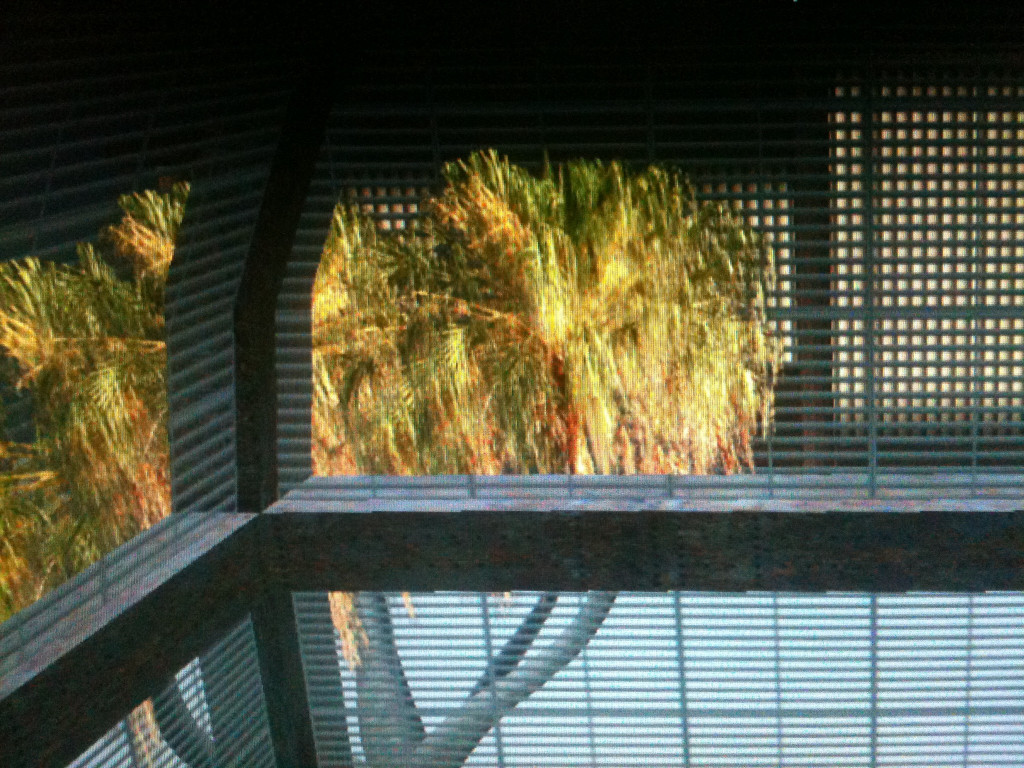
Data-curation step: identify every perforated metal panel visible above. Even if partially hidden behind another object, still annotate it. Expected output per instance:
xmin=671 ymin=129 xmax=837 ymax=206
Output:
xmin=831 ymin=81 xmax=1024 ymax=473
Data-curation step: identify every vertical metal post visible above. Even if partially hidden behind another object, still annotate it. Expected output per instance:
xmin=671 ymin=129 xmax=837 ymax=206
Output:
xmin=250 ymin=588 xmax=321 ymax=768
xmin=581 ymin=641 xmax=598 ymax=768
xmin=772 ymin=593 xmax=784 ymax=765
xmin=755 ymin=88 xmax=777 ymax=492
xmin=969 ymin=87 xmax=984 ymax=490
xmin=868 ymin=593 xmax=879 ymax=768
xmin=235 ymin=64 xmax=332 ymax=513
xmin=479 ymin=592 xmax=508 ymax=768
xmin=861 ymin=62 xmax=879 ymax=496
xmin=234 ymin=58 xmax=333 ymax=767
xmin=962 ymin=594 xmax=975 ymax=764
xmin=672 ymin=591 xmax=691 ymax=768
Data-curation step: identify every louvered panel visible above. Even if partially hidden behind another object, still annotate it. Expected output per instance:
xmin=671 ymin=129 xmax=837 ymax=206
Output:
xmin=877 ymin=595 xmax=972 ymax=710
xmin=199 ymin=619 xmax=279 ymax=768
xmin=293 ymin=592 xmax=356 ymax=768
xmin=777 ymin=595 xmax=872 ymax=709
xmin=0 ymin=32 xmax=295 ymax=511
xmin=166 ymin=92 xmax=292 ymax=512
xmin=275 ymin=133 xmax=336 ymax=491
xmin=0 ymin=52 xmax=286 ymax=263
xmin=293 ymin=589 xmax=1024 ymax=768
xmin=61 ymin=617 xmax=276 ymax=768
xmin=281 ymin=55 xmax=1024 ymax=494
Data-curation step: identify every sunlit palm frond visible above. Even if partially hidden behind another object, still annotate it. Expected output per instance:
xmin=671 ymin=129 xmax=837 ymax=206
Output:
xmin=0 ymin=183 xmax=184 ymax=621
xmin=314 ymin=151 xmax=781 ymax=480
xmin=106 ymin=182 xmax=188 ymax=289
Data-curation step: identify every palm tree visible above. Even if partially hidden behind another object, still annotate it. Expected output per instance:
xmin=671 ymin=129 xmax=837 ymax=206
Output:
xmin=0 ymin=183 xmax=183 ymax=623
xmin=313 ymin=150 xmax=782 ymax=767
xmin=0 ymin=183 xmax=187 ymax=768
xmin=0 ymin=150 xmax=780 ymax=767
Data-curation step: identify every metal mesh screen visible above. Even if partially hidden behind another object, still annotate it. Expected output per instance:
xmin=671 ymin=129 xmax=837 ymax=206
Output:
xmin=294 ymin=589 xmax=1024 ymax=768
xmin=831 ymin=80 xmax=1024 ymax=472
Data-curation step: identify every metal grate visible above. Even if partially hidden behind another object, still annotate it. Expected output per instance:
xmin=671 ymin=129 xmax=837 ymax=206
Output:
xmin=831 ymin=81 xmax=1024 ymax=471
xmin=294 ymin=589 xmax=1024 ymax=768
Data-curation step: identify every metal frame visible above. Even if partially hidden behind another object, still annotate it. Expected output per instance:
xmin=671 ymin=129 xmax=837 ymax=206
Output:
xmin=0 ymin=514 xmax=257 ymax=768
xmin=4 ymin=13 xmax=1024 ymax=767
xmin=228 ymin=58 xmax=336 ymax=768
xmin=1 ymin=482 xmax=1022 ymax=768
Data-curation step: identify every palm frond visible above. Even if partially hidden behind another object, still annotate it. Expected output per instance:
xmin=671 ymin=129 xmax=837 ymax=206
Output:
xmin=313 ymin=151 xmax=781 ymax=479
xmin=0 ymin=183 xmax=185 ymax=620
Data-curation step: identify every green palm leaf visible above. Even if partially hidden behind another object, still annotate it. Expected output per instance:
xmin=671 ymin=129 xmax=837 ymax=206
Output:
xmin=0 ymin=182 xmax=185 ymax=623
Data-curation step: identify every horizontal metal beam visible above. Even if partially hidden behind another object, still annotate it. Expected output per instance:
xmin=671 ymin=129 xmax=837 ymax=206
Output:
xmin=2 ymin=489 xmax=1023 ymax=768
xmin=265 ymin=507 xmax=1024 ymax=593
xmin=273 ymin=472 xmax=1024 ymax=502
